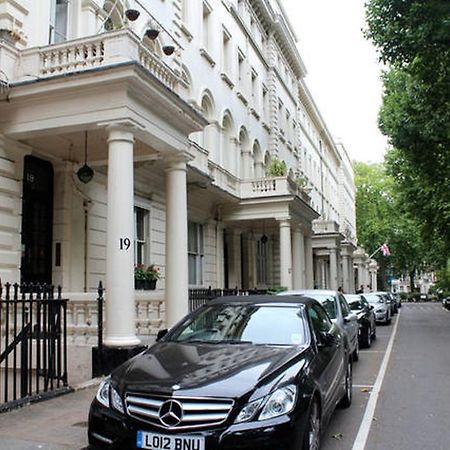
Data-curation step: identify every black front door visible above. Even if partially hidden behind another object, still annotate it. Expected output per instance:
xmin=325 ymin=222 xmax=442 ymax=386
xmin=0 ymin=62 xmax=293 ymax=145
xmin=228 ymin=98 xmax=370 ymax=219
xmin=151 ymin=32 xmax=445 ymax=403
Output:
xmin=21 ymin=155 xmax=54 ymax=285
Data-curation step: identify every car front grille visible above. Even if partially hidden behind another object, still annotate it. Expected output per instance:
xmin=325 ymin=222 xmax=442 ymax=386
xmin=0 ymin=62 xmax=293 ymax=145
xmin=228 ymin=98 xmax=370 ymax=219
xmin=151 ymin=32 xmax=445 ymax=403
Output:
xmin=125 ymin=393 xmax=234 ymax=430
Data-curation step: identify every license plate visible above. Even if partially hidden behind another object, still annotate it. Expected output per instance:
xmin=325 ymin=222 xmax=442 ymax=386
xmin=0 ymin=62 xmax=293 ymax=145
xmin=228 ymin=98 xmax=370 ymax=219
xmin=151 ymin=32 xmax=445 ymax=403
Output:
xmin=137 ymin=430 xmax=205 ymax=450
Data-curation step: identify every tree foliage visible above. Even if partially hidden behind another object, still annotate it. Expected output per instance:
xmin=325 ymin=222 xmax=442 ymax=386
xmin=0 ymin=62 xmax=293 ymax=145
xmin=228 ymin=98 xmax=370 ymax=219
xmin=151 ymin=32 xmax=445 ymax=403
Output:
xmin=364 ymin=0 xmax=450 ymax=268
xmin=354 ymin=162 xmax=426 ymax=288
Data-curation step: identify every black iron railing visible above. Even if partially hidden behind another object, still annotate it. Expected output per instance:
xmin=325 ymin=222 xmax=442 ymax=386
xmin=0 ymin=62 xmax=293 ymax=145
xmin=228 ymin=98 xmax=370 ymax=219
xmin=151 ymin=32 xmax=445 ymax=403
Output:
xmin=0 ymin=283 xmax=68 ymax=411
xmin=188 ymin=287 xmax=268 ymax=312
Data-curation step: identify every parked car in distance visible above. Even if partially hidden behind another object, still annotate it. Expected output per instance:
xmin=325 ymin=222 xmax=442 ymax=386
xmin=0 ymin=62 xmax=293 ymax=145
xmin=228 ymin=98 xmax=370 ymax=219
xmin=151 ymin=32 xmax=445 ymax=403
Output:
xmin=345 ymin=294 xmax=376 ymax=348
xmin=392 ymin=292 xmax=402 ymax=309
xmin=278 ymin=289 xmax=360 ymax=362
xmin=442 ymin=297 xmax=450 ymax=310
xmin=374 ymin=291 xmax=397 ymax=315
xmin=88 ymin=295 xmax=353 ymax=450
xmin=363 ymin=293 xmax=391 ymax=324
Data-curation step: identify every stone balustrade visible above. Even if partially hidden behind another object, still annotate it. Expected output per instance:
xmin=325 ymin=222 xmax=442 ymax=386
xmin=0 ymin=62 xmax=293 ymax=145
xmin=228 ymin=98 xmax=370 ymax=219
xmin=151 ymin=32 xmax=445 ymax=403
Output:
xmin=63 ymin=291 xmax=165 ymax=344
xmin=240 ymin=176 xmax=311 ymax=203
xmin=15 ymin=29 xmax=179 ymax=90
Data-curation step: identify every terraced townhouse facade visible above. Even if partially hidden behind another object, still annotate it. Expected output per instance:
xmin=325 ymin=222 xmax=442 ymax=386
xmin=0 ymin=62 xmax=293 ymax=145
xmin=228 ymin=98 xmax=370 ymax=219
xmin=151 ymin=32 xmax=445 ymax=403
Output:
xmin=0 ymin=0 xmax=373 ymax=347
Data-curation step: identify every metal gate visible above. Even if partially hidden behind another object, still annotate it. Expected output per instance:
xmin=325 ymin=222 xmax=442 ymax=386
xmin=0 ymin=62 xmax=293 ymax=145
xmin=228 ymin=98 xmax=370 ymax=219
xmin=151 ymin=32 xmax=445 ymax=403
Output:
xmin=0 ymin=283 xmax=68 ymax=411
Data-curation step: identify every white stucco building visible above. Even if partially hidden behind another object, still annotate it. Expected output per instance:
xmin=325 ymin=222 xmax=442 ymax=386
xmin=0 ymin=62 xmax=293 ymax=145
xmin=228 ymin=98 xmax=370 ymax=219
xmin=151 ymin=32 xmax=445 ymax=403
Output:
xmin=0 ymin=0 xmax=369 ymax=351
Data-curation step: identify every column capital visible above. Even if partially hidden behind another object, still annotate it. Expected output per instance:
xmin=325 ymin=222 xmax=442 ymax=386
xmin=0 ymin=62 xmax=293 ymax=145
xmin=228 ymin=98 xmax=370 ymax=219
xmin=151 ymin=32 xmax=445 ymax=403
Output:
xmin=164 ymin=151 xmax=194 ymax=172
xmin=277 ymin=218 xmax=291 ymax=227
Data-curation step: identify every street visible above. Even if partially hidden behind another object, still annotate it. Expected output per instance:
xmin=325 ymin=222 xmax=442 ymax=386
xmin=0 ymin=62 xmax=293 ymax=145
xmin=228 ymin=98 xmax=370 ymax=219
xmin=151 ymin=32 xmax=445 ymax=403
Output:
xmin=0 ymin=303 xmax=450 ymax=450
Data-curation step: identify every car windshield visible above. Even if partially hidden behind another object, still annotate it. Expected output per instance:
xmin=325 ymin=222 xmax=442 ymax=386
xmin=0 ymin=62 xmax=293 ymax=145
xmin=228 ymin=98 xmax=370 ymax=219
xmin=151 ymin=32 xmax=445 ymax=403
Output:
xmin=345 ymin=295 xmax=363 ymax=310
xmin=304 ymin=294 xmax=337 ymax=319
xmin=168 ymin=304 xmax=307 ymax=346
xmin=364 ymin=294 xmax=384 ymax=304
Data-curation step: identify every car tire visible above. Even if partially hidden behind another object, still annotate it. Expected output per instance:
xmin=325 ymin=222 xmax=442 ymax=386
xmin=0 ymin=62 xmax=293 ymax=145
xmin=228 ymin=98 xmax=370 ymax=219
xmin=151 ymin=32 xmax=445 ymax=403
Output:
xmin=302 ymin=399 xmax=321 ymax=450
xmin=338 ymin=359 xmax=353 ymax=408
xmin=353 ymin=340 xmax=360 ymax=361
xmin=362 ymin=327 xmax=371 ymax=348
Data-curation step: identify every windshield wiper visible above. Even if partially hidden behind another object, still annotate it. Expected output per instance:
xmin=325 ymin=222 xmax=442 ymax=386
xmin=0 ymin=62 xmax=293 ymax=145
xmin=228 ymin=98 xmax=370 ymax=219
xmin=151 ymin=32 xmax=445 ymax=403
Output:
xmin=209 ymin=340 xmax=254 ymax=344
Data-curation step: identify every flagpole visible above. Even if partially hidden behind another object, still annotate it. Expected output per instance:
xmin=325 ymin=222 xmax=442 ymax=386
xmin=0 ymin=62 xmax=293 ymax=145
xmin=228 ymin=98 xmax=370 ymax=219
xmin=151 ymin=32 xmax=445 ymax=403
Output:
xmin=369 ymin=246 xmax=382 ymax=259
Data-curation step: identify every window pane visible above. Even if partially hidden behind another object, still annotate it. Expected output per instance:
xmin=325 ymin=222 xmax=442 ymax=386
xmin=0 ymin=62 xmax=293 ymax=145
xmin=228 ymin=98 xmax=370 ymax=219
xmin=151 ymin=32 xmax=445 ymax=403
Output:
xmin=188 ymin=254 xmax=197 ymax=285
xmin=188 ymin=222 xmax=198 ymax=253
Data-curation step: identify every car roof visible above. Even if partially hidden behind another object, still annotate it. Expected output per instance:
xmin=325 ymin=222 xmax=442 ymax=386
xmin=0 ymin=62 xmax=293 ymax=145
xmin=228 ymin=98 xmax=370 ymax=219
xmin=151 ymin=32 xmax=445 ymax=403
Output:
xmin=208 ymin=294 xmax=318 ymax=307
xmin=278 ymin=289 xmax=337 ymax=296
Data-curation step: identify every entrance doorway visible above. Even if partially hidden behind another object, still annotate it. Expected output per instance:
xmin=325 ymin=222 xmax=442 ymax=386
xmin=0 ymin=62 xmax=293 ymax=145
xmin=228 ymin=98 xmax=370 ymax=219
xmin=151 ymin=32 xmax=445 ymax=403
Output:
xmin=21 ymin=155 xmax=54 ymax=285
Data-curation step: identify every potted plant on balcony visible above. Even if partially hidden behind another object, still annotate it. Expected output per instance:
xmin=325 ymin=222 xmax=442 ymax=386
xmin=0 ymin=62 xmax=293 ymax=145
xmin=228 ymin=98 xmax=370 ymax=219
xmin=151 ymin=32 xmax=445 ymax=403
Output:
xmin=134 ymin=264 xmax=161 ymax=290
xmin=266 ymin=158 xmax=287 ymax=177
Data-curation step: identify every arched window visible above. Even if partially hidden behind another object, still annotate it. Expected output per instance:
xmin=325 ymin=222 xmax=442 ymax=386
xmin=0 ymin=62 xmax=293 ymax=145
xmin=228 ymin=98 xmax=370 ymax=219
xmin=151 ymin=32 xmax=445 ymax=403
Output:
xmin=239 ymin=127 xmax=251 ymax=178
xmin=221 ymin=112 xmax=235 ymax=173
xmin=253 ymin=140 xmax=264 ymax=178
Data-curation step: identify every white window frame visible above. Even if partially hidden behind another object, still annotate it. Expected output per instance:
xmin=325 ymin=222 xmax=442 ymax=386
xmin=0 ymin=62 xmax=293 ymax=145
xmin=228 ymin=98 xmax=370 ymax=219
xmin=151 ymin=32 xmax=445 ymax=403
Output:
xmin=49 ymin=0 xmax=69 ymax=44
xmin=188 ymin=221 xmax=204 ymax=286
xmin=134 ymin=204 xmax=150 ymax=267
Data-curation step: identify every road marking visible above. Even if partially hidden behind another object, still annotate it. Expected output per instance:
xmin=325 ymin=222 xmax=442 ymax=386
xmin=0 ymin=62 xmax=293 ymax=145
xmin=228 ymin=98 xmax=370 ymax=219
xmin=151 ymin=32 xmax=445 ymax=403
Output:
xmin=351 ymin=309 xmax=401 ymax=450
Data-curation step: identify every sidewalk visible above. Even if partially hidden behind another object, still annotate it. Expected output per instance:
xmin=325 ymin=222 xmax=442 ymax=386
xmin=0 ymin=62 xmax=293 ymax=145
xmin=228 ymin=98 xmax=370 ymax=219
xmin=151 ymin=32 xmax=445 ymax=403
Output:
xmin=0 ymin=381 xmax=100 ymax=450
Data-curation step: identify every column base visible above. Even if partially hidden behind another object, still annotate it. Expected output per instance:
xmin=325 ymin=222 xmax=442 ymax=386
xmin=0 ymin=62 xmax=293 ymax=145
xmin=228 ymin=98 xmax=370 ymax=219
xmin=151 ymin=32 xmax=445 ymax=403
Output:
xmin=92 ymin=345 xmax=147 ymax=378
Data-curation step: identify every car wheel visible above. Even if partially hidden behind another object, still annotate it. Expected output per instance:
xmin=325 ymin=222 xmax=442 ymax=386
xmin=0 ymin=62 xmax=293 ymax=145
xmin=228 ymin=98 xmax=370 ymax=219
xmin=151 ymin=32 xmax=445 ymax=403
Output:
xmin=302 ymin=399 xmax=321 ymax=450
xmin=353 ymin=339 xmax=359 ymax=362
xmin=362 ymin=327 xmax=371 ymax=348
xmin=338 ymin=359 xmax=353 ymax=408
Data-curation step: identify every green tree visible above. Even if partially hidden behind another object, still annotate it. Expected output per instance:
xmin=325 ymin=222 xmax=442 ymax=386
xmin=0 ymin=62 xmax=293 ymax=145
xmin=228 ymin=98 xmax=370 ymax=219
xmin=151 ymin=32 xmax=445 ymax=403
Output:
xmin=354 ymin=162 xmax=427 ymax=290
xmin=364 ymin=0 xmax=450 ymax=271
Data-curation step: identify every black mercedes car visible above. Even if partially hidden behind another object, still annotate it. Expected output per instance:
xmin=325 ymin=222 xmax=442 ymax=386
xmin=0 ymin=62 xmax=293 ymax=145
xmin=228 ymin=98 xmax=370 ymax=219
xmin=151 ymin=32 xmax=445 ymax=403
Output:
xmin=345 ymin=294 xmax=376 ymax=348
xmin=88 ymin=295 xmax=352 ymax=450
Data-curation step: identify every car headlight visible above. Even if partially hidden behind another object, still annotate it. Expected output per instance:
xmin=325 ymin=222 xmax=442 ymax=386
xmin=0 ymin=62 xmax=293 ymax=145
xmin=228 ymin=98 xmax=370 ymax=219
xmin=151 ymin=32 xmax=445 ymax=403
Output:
xmin=259 ymin=385 xmax=297 ymax=420
xmin=235 ymin=398 xmax=263 ymax=423
xmin=235 ymin=385 xmax=297 ymax=424
xmin=111 ymin=387 xmax=125 ymax=414
xmin=96 ymin=378 xmax=111 ymax=408
xmin=95 ymin=377 xmax=124 ymax=414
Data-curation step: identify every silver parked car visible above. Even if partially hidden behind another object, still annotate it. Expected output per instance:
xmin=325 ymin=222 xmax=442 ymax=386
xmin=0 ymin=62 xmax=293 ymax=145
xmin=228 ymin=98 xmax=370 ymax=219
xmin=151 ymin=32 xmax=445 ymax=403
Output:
xmin=363 ymin=293 xmax=391 ymax=324
xmin=278 ymin=289 xmax=360 ymax=362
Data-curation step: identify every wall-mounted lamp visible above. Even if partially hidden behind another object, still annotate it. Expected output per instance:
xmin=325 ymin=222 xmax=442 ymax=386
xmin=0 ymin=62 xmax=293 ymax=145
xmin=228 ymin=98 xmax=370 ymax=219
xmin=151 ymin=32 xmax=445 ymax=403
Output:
xmin=125 ymin=9 xmax=140 ymax=21
xmin=77 ymin=131 xmax=94 ymax=184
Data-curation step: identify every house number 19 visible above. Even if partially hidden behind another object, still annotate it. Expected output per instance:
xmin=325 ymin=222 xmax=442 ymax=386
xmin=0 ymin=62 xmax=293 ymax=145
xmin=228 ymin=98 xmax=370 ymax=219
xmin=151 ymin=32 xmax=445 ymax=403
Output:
xmin=119 ymin=238 xmax=131 ymax=251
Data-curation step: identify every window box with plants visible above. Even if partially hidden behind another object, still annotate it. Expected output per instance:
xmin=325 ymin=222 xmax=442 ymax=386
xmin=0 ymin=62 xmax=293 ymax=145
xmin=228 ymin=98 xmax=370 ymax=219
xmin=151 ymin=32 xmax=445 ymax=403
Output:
xmin=134 ymin=264 xmax=161 ymax=290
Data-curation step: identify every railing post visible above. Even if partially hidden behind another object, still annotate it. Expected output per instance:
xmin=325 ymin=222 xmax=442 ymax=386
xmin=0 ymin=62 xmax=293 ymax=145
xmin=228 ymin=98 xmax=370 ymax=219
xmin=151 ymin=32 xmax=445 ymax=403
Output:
xmin=97 ymin=281 xmax=104 ymax=353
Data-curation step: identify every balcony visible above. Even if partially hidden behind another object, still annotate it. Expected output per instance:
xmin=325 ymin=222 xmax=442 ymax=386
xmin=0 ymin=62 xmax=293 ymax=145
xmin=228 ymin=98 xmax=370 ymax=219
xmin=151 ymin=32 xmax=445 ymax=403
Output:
xmin=240 ymin=176 xmax=311 ymax=204
xmin=13 ymin=28 xmax=179 ymax=91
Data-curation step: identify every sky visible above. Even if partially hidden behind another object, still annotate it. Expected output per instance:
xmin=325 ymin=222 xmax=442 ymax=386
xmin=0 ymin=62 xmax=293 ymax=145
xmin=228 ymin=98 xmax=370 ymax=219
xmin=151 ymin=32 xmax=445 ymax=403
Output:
xmin=281 ymin=0 xmax=388 ymax=163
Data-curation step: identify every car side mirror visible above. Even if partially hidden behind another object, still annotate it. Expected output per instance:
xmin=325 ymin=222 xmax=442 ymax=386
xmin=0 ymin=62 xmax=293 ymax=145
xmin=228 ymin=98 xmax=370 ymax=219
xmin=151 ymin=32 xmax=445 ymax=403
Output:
xmin=344 ymin=313 xmax=357 ymax=323
xmin=318 ymin=332 xmax=335 ymax=348
xmin=369 ymin=305 xmax=374 ymax=310
xmin=156 ymin=328 xmax=168 ymax=341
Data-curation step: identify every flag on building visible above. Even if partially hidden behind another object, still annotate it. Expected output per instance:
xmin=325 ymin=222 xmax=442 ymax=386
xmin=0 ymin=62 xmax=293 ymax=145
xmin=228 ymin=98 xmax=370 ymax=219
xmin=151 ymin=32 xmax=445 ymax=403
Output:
xmin=381 ymin=243 xmax=391 ymax=256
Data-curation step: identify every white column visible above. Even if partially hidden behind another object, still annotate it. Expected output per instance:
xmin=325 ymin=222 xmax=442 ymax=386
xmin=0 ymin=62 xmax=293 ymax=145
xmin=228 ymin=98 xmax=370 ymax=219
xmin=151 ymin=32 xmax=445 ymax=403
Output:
xmin=342 ymin=254 xmax=350 ymax=293
xmin=104 ymin=125 xmax=140 ymax=347
xmin=292 ymin=226 xmax=305 ymax=289
xmin=329 ymin=248 xmax=338 ymax=290
xmin=279 ymin=219 xmax=293 ymax=290
xmin=215 ymin=221 xmax=224 ymax=288
xmin=304 ymin=236 xmax=314 ymax=288
xmin=165 ymin=155 xmax=189 ymax=327
xmin=320 ymin=259 xmax=326 ymax=289
xmin=370 ymin=270 xmax=378 ymax=291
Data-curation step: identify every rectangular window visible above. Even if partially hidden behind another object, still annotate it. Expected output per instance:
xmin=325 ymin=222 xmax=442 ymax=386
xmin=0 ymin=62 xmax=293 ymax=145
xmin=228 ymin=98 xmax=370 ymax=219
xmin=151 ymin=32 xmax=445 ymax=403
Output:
xmin=134 ymin=207 xmax=149 ymax=266
xmin=222 ymin=28 xmax=232 ymax=75
xmin=50 ymin=0 xmax=68 ymax=44
xmin=257 ymin=237 xmax=269 ymax=285
xmin=202 ymin=2 xmax=212 ymax=52
xmin=251 ymin=69 xmax=259 ymax=110
xmin=238 ymin=51 xmax=245 ymax=90
xmin=188 ymin=222 xmax=204 ymax=286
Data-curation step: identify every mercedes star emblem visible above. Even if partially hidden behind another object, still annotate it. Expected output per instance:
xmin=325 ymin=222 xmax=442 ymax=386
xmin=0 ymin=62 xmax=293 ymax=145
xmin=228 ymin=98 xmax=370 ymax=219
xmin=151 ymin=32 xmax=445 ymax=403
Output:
xmin=158 ymin=399 xmax=183 ymax=427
